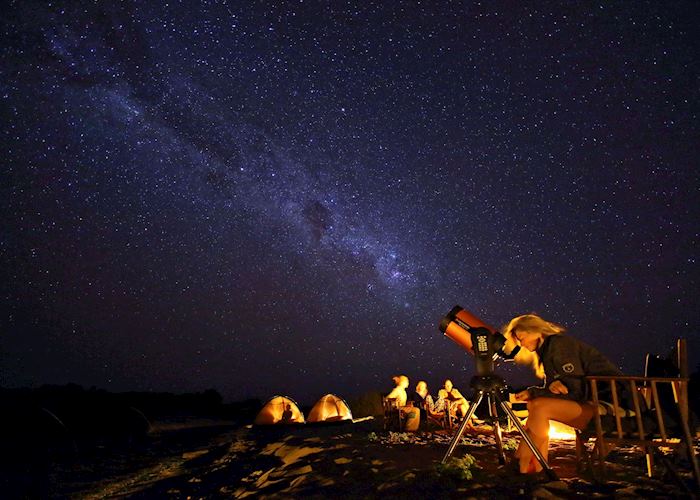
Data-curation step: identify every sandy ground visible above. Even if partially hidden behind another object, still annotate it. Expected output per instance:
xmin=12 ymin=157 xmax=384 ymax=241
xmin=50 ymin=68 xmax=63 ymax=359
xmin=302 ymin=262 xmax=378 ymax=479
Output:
xmin=39 ymin=418 xmax=699 ymax=499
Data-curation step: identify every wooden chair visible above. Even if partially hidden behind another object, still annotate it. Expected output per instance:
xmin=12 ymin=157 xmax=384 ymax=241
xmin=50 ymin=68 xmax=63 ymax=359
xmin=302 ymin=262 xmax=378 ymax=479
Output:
xmin=575 ymin=339 xmax=699 ymax=490
xmin=382 ymin=397 xmax=403 ymax=431
xmin=424 ymin=406 xmax=455 ymax=430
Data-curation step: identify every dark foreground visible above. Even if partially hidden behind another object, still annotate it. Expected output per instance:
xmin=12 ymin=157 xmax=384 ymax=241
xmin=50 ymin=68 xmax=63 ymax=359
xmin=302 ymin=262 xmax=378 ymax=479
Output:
xmin=3 ymin=419 xmax=699 ymax=499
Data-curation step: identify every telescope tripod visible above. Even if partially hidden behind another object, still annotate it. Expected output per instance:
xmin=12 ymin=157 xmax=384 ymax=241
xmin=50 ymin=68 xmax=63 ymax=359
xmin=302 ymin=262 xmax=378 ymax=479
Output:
xmin=442 ymin=374 xmax=558 ymax=481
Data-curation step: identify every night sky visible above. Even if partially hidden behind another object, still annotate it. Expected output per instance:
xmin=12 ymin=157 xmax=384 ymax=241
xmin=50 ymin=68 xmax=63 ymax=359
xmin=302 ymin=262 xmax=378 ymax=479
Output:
xmin=2 ymin=1 xmax=698 ymax=405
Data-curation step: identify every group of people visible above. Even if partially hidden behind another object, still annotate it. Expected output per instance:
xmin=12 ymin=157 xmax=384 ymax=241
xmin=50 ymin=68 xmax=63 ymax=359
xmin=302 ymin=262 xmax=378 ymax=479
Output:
xmin=387 ymin=313 xmax=626 ymax=475
xmin=386 ymin=375 xmax=471 ymax=420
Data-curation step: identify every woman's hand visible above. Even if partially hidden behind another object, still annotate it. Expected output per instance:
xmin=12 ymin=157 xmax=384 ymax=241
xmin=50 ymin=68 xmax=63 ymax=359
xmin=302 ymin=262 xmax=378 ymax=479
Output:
xmin=514 ymin=389 xmax=531 ymax=401
xmin=548 ymin=380 xmax=569 ymax=395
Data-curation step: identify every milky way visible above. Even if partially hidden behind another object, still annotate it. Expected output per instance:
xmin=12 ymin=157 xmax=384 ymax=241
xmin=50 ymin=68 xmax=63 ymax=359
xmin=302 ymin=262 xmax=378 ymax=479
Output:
xmin=2 ymin=1 xmax=698 ymax=403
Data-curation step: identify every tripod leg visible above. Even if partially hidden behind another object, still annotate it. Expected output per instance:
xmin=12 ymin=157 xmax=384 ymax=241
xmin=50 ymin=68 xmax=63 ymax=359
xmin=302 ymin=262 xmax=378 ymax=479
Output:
xmin=442 ymin=391 xmax=484 ymax=464
xmin=488 ymin=395 xmax=506 ymax=465
xmin=496 ymin=394 xmax=558 ymax=480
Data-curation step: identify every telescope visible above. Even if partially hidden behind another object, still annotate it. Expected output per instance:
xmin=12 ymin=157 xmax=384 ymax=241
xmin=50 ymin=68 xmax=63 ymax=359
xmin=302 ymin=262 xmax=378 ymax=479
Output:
xmin=439 ymin=305 xmax=520 ymax=376
xmin=438 ymin=305 xmax=555 ymax=479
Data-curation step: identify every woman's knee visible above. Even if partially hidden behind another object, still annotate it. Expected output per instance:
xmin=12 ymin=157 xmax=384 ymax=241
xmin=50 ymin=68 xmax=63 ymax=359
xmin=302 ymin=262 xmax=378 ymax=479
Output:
xmin=526 ymin=398 xmax=547 ymax=414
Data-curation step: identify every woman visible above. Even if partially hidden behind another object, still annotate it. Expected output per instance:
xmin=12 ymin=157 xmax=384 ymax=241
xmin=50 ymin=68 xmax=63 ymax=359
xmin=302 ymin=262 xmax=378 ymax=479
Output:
xmin=386 ymin=375 xmax=409 ymax=407
xmin=413 ymin=380 xmax=433 ymax=411
xmin=504 ymin=314 xmax=623 ymax=474
xmin=414 ymin=380 xmax=448 ymax=412
xmin=435 ymin=389 xmax=450 ymax=412
xmin=443 ymin=379 xmax=469 ymax=418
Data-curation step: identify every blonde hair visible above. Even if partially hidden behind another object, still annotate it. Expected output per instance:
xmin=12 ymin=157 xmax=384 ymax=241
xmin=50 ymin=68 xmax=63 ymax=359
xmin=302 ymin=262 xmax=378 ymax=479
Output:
xmin=501 ymin=314 xmax=566 ymax=378
xmin=392 ymin=375 xmax=409 ymax=389
xmin=502 ymin=314 xmax=566 ymax=338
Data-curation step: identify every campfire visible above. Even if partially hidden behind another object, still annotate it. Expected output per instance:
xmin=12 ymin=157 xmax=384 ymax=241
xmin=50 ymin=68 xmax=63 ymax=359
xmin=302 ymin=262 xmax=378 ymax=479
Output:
xmin=548 ymin=421 xmax=577 ymax=440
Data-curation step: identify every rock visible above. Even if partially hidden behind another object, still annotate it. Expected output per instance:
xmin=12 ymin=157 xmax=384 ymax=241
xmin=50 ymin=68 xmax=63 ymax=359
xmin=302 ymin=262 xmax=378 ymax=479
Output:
xmin=286 ymin=475 xmax=307 ymax=489
xmin=531 ymin=486 xmax=566 ymax=499
xmin=182 ymin=450 xmax=208 ymax=460
xmin=287 ymin=464 xmax=313 ymax=476
xmin=613 ymin=486 xmax=640 ymax=497
xmin=260 ymin=442 xmax=285 ymax=455
xmin=234 ymin=489 xmax=256 ymax=499
xmin=318 ymin=477 xmax=335 ymax=487
xmin=257 ymin=478 xmax=286 ymax=489
xmin=377 ymin=481 xmax=398 ymax=491
xmin=254 ymin=468 xmax=275 ymax=487
xmin=540 ymin=479 xmax=569 ymax=492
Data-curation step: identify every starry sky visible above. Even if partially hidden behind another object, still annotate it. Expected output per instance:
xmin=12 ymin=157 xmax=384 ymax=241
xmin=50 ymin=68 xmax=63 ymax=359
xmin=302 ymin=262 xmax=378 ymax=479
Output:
xmin=2 ymin=1 xmax=698 ymax=405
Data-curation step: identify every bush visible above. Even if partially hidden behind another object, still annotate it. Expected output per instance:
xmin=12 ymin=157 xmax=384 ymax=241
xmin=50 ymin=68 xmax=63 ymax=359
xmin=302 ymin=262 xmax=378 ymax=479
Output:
xmin=502 ymin=438 xmax=518 ymax=451
xmin=436 ymin=454 xmax=480 ymax=481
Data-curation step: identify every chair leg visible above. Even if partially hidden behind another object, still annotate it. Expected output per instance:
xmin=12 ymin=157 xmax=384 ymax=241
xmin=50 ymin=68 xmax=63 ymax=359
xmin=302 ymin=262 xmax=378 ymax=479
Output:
xmin=592 ymin=439 xmax=607 ymax=481
xmin=575 ymin=433 xmax=597 ymax=477
xmin=575 ymin=431 xmax=584 ymax=467
xmin=645 ymin=447 xmax=654 ymax=477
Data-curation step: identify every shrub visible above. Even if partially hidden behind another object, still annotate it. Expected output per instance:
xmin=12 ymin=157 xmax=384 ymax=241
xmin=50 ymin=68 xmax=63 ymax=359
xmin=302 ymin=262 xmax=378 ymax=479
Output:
xmin=436 ymin=454 xmax=480 ymax=481
xmin=502 ymin=438 xmax=518 ymax=451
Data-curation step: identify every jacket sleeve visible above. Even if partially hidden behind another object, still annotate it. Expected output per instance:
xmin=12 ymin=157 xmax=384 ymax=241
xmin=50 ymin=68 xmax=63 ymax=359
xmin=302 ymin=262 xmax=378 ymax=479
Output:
xmin=528 ymin=336 xmax=588 ymax=401
xmin=527 ymin=386 xmax=551 ymax=399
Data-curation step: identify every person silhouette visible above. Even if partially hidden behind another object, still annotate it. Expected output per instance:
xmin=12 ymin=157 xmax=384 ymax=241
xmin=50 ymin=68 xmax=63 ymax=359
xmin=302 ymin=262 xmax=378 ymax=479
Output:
xmin=281 ymin=403 xmax=294 ymax=422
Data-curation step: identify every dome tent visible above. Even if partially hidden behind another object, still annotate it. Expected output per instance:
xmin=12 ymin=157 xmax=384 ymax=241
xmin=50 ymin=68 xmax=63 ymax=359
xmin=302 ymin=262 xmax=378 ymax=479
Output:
xmin=306 ymin=394 xmax=353 ymax=423
xmin=253 ymin=396 xmax=305 ymax=425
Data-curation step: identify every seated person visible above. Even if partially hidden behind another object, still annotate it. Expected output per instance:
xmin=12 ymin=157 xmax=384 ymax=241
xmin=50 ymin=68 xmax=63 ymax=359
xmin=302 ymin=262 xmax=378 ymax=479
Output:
xmin=281 ymin=403 xmax=296 ymax=423
xmin=443 ymin=379 xmax=469 ymax=418
xmin=430 ymin=388 xmax=461 ymax=426
xmin=414 ymin=381 xmax=455 ymax=426
xmin=435 ymin=389 xmax=450 ymax=412
xmin=386 ymin=374 xmax=409 ymax=407
xmin=504 ymin=313 xmax=625 ymax=474
xmin=414 ymin=380 xmax=439 ymax=412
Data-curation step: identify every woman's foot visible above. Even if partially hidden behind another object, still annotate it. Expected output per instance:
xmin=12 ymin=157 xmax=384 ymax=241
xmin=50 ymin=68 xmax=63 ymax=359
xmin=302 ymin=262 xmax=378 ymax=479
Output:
xmin=519 ymin=455 xmax=544 ymax=474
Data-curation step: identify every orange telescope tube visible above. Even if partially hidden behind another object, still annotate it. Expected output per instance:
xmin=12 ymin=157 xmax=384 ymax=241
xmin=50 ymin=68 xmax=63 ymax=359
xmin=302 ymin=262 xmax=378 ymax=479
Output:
xmin=438 ymin=305 xmax=496 ymax=354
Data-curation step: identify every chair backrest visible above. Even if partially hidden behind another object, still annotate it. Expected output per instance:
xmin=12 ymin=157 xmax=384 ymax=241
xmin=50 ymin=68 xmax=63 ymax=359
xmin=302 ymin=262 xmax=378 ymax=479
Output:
xmin=582 ymin=338 xmax=699 ymax=489
xmin=588 ymin=374 xmax=682 ymax=441
xmin=643 ymin=338 xmax=691 ymax=429
xmin=383 ymin=397 xmax=400 ymax=411
xmin=382 ymin=397 xmax=402 ymax=430
xmin=672 ymin=338 xmax=689 ymax=423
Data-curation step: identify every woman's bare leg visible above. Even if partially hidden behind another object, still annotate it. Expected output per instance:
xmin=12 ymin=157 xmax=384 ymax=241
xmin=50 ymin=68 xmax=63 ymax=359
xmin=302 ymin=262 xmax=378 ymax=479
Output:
xmin=458 ymin=400 xmax=468 ymax=418
xmin=517 ymin=398 xmax=594 ymax=473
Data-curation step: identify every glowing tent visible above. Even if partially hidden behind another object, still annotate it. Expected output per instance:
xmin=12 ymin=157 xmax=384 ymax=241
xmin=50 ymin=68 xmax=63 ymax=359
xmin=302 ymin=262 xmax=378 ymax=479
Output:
xmin=253 ymin=396 xmax=305 ymax=425
xmin=307 ymin=394 xmax=353 ymax=423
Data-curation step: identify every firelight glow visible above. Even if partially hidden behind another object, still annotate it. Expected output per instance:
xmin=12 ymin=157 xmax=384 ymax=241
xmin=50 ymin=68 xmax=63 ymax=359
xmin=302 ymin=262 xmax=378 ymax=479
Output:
xmin=548 ymin=421 xmax=577 ymax=441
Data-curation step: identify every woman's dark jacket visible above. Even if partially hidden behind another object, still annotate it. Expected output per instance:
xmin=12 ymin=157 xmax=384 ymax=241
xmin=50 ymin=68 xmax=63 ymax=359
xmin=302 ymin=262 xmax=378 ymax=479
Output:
xmin=528 ymin=334 xmax=623 ymax=402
